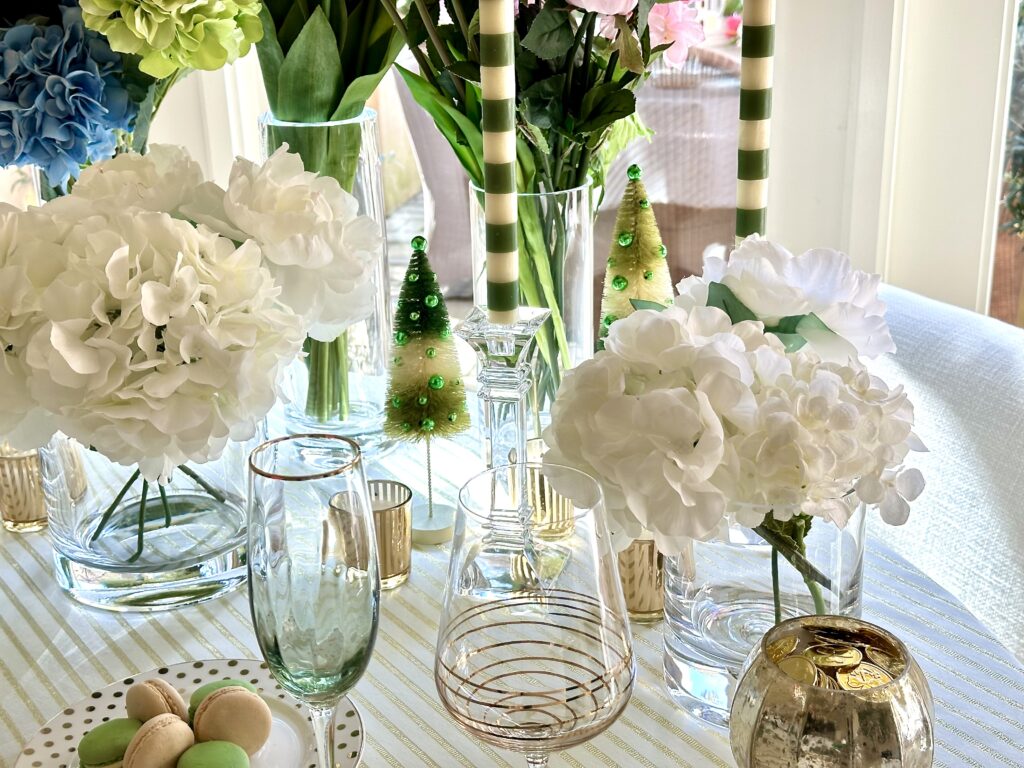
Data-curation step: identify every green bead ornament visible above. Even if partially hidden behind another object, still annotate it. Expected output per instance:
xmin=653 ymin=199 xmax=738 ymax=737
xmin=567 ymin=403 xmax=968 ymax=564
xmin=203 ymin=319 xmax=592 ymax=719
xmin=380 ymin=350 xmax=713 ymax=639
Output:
xmin=428 ymin=375 xmax=445 ymax=390
xmin=627 ymin=164 xmax=642 ymax=181
xmin=401 ymin=422 xmax=412 ymax=432
xmin=411 ymin=235 xmax=427 ymax=251
xmin=420 ymin=418 xmax=435 ymax=431
xmin=425 ymin=347 xmax=437 ymax=358
xmin=603 ymin=314 xmax=617 ymax=326
xmin=424 ymin=294 xmax=439 ymax=308
xmin=409 ymin=311 xmax=420 ymax=321
xmin=612 ymin=275 xmax=628 ymax=291
xmin=639 ymin=198 xmax=650 ymax=209
xmin=391 ymin=396 xmax=402 ymax=408
xmin=417 ymin=395 xmax=429 ymax=405
xmin=447 ymin=413 xmax=459 ymax=423
xmin=394 ymin=331 xmax=408 ymax=346
xmin=392 ymin=356 xmax=402 ymax=364
xmin=406 ymin=272 xmax=419 ymax=283
xmin=659 ymin=244 xmax=668 ymax=258
xmin=607 ymin=257 xmax=616 ymax=267
xmin=617 ymin=232 xmax=634 ymax=247
xmin=440 ymin=328 xmax=451 ymax=339
xmin=644 ymin=270 xmax=654 ymax=280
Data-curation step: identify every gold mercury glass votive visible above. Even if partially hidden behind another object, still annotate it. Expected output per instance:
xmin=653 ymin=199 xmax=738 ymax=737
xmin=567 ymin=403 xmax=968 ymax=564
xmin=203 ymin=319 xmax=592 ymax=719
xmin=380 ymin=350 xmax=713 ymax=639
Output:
xmin=730 ymin=614 xmax=934 ymax=768
xmin=0 ymin=443 xmax=47 ymax=532
xmin=617 ymin=534 xmax=664 ymax=623
xmin=524 ymin=439 xmax=575 ymax=540
xmin=369 ymin=480 xmax=413 ymax=590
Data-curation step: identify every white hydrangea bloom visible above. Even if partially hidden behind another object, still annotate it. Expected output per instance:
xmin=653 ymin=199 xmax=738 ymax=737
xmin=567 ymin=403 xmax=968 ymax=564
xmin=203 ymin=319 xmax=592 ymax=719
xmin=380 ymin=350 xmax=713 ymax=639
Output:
xmin=184 ymin=146 xmax=380 ymax=342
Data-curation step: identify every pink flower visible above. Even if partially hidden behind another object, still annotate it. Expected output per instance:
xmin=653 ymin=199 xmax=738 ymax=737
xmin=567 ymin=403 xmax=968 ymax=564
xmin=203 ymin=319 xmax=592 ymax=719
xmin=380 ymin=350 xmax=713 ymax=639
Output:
xmin=649 ymin=2 xmax=705 ymax=67
xmin=724 ymin=13 xmax=742 ymax=39
xmin=567 ymin=0 xmax=637 ymax=16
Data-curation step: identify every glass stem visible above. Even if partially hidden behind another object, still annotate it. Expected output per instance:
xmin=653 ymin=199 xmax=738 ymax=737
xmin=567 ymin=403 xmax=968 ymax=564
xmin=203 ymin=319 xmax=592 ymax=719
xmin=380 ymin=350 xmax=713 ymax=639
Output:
xmin=309 ymin=704 xmax=337 ymax=768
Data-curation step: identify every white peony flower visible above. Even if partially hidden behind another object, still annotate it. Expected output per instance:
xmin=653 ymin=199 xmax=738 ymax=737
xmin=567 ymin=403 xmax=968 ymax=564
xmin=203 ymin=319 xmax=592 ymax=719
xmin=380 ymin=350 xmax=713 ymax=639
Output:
xmin=676 ymin=235 xmax=895 ymax=362
xmin=12 ymin=206 xmax=304 ymax=481
xmin=183 ymin=146 xmax=380 ymax=342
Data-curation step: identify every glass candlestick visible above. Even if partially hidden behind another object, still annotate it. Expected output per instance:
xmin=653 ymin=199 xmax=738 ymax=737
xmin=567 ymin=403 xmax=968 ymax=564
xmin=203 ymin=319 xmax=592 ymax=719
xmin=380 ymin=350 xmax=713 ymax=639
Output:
xmin=457 ymin=306 xmax=551 ymax=470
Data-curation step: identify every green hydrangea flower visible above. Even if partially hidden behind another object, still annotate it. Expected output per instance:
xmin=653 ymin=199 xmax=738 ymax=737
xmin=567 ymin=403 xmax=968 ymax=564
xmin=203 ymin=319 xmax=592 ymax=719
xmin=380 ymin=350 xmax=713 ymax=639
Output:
xmin=80 ymin=0 xmax=262 ymax=79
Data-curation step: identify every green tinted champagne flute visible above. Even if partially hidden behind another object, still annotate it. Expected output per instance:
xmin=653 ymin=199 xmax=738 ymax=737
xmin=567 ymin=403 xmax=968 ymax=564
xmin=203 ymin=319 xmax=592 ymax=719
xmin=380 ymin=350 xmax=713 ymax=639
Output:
xmin=248 ymin=435 xmax=380 ymax=767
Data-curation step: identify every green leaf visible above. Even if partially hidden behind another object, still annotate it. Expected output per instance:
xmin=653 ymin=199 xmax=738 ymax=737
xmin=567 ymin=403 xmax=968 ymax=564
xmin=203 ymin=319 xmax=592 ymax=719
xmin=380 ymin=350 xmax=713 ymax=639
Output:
xmin=771 ymin=333 xmax=808 ymax=353
xmin=706 ymin=281 xmax=758 ymax=323
xmin=521 ymin=75 xmax=565 ymax=129
xmin=637 ymin=0 xmax=655 ymax=36
xmin=276 ymin=0 xmax=310 ymax=53
xmin=521 ymin=2 xmax=575 ymax=60
xmin=447 ymin=60 xmax=481 ymax=84
xmin=615 ymin=16 xmax=644 ymax=74
xmin=276 ymin=7 xmax=343 ymax=121
xmin=630 ymin=299 xmax=669 ymax=312
xmin=266 ymin=0 xmax=295 ymax=25
xmin=523 ymin=120 xmax=551 ymax=156
xmin=404 ymin=0 xmax=440 ymax=48
xmin=332 ymin=31 xmax=405 ymax=119
xmin=255 ymin=6 xmax=286 ymax=113
xmin=577 ymin=83 xmax=635 ymax=135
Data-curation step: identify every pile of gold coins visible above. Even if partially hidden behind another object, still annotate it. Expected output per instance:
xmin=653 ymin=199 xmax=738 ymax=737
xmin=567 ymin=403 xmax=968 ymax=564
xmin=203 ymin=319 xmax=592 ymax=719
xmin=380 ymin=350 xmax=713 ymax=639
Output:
xmin=766 ymin=624 xmax=907 ymax=691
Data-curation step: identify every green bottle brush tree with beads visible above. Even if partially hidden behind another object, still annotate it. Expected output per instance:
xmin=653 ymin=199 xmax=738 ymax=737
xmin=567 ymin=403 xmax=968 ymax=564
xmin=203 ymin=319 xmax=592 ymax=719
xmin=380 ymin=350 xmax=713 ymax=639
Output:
xmin=599 ymin=164 xmax=674 ymax=347
xmin=384 ymin=237 xmax=469 ymax=543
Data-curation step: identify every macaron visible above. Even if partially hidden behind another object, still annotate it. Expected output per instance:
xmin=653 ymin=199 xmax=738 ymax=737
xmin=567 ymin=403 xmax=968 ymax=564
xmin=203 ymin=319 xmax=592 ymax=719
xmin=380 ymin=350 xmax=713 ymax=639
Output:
xmin=187 ymin=679 xmax=258 ymax=721
xmin=192 ymin=685 xmax=272 ymax=756
xmin=176 ymin=740 xmax=250 ymax=768
xmin=126 ymin=679 xmax=188 ymax=722
xmin=123 ymin=712 xmax=195 ymax=768
xmin=78 ymin=718 xmax=142 ymax=768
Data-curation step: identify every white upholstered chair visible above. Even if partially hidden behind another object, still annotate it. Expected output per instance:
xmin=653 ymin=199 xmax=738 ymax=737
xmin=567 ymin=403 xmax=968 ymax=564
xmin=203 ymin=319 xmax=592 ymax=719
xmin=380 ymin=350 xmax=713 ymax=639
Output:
xmin=872 ymin=285 xmax=1024 ymax=660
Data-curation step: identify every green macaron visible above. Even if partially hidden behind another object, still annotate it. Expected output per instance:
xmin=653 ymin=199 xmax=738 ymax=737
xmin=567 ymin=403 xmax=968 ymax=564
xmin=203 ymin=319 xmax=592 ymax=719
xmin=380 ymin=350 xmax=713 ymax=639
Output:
xmin=176 ymin=740 xmax=250 ymax=767
xmin=187 ymin=679 xmax=258 ymax=721
xmin=78 ymin=717 xmax=143 ymax=768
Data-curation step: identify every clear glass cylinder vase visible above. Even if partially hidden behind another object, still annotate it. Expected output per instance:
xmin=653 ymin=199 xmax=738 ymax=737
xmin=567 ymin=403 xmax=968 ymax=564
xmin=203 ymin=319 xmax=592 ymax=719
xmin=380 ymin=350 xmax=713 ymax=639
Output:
xmin=261 ymin=110 xmax=393 ymax=451
xmin=43 ymin=431 xmax=263 ymax=611
xmin=663 ymin=500 xmax=867 ymax=728
xmin=470 ymin=182 xmax=595 ymax=429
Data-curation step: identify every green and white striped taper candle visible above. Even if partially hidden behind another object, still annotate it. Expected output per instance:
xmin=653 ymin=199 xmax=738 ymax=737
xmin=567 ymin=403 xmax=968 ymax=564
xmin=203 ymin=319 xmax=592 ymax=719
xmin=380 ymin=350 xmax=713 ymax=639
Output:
xmin=479 ymin=0 xmax=519 ymax=324
xmin=735 ymin=0 xmax=775 ymax=243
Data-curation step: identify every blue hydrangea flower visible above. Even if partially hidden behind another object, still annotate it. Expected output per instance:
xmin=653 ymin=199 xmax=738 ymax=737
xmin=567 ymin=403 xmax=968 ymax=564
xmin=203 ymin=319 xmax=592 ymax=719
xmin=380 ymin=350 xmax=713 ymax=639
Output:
xmin=0 ymin=1 xmax=137 ymax=190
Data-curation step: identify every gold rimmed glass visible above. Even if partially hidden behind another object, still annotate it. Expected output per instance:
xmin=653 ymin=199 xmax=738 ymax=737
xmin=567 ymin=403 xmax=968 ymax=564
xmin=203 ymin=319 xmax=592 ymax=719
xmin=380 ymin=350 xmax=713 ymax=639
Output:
xmin=247 ymin=434 xmax=380 ymax=768
xmin=435 ymin=463 xmax=635 ymax=767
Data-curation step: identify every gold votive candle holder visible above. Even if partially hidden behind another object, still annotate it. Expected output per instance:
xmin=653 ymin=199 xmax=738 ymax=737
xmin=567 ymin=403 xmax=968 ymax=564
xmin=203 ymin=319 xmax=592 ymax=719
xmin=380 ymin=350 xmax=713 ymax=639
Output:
xmin=369 ymin=480 xmax=412 ymax=590
xmin=618 ymin=533 xmax=664 ymax=623
xmin=0 ymin=443 xmax=46 ymax=533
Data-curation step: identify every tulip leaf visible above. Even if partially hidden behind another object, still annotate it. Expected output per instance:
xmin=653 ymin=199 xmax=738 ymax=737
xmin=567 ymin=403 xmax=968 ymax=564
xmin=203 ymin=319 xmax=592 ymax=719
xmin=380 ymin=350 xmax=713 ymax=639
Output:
xmin=332 ymin=32 xmax=404 ymax=119
xmin=630 ymin=299 xmax=668 ymax=312
xmin=277 ymin=0 xmax=311 ymax=53
xmin=521 ymin=1 xmax=574 ymax=60
xmin=706 ymin=281 xmax=758 ymax=323
xmin=277 ymin=7 xmax=343 ymax=121
xmin=255 ymin=6 xmax=286 ymax=113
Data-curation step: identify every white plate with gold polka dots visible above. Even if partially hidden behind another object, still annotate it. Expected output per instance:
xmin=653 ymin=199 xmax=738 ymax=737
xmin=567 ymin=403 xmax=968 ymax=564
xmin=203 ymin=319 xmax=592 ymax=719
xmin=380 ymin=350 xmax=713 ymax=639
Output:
xmin=16 ymin=658 xmax=364 ymax=768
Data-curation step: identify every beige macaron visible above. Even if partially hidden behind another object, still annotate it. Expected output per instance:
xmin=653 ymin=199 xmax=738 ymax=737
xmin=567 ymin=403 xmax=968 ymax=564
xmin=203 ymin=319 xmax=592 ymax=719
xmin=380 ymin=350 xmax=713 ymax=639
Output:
xmin=125 ymin=679 xmax=188 ymax=723
xmin=192 ymin=685 xmax=272 ymax=756
xmin=122 ymin=712 xmax=194 ymax=768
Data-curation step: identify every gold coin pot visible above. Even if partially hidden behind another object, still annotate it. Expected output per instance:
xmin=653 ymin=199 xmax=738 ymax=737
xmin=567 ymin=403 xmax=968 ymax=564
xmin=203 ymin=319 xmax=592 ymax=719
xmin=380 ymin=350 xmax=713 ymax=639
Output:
xmin=730 ymin=615 xmax=934 ymax=768
xmin=369 ymin=480 xmax=413 ymax=590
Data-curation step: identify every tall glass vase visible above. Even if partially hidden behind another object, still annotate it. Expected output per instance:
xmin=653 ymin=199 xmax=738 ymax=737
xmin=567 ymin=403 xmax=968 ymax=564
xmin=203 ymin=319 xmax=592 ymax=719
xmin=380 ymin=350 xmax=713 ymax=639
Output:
xmin=470 ymin=182 xmax=594 ymax=430
xmin=663 ymin=499 xmax=867 ymax=728
xmin=262 ymin=110 xmax=392 ymax=449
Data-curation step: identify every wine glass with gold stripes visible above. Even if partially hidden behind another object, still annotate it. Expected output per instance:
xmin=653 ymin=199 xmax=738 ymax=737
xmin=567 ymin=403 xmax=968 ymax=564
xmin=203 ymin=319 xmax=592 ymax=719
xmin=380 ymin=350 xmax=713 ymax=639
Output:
xmin=435 ymin=463 xmax=635 ymax=767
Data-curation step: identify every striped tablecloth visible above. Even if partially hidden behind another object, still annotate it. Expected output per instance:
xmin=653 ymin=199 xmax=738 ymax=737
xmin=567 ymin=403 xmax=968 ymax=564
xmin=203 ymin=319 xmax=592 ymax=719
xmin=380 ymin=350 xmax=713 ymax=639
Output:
xmin=1 ymin=436 xmax=1023 ymax=768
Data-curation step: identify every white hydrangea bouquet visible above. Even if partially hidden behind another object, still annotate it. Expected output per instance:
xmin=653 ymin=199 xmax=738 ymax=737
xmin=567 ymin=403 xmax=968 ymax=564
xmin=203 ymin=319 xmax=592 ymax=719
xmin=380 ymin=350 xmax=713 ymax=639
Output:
xmin=0 ymin=145 xmax=380 ymax=559
xmin=544 ymin=236 xmax=925 ymax=612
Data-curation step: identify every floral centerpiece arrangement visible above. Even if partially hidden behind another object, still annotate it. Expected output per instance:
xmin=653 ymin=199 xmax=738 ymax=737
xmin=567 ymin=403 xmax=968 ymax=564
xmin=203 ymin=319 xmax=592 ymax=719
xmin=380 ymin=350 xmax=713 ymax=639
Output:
xmin=0 ymin=144 xmax=379 ymax=564
xmin=382 ymin=0 xmax=704 ymax=409
xmin=544 ymin=235 xmax=926 ymax=606
xmin=0 ymin=0 xmax=261 ymax=196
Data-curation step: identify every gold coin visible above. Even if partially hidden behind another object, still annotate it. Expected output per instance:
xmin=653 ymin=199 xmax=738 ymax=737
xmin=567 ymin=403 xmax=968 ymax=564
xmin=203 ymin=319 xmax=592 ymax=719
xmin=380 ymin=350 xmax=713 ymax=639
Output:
xmin=866 ymin=646 xmax=906 ymax=676
xmin=814 ymin=673 xmax=840 ymax=690
xmin=805 ymin=644 xmax=863 ymax=669
xmin=837 ymin=662 xmax=893 ymax=691
xmin=778 ymin=655 xmax=818 ymax=685
xmin=766 ymin=636 xmax=798 ymax=663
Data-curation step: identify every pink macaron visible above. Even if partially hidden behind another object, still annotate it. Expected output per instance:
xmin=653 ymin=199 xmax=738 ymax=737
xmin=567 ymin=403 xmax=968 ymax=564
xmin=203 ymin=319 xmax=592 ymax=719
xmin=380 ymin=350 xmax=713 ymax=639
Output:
xmin=122 ymin=712 xmax=194 ymax=768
